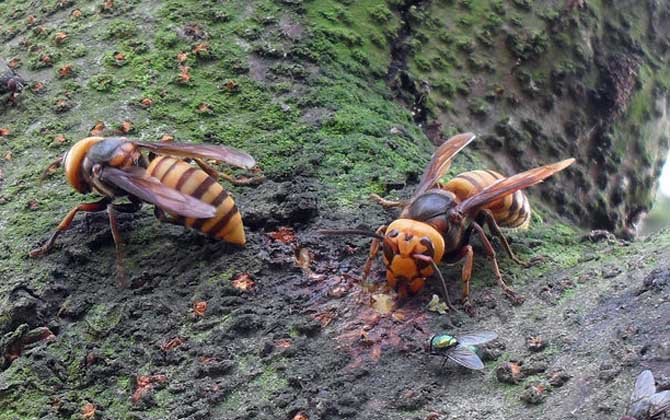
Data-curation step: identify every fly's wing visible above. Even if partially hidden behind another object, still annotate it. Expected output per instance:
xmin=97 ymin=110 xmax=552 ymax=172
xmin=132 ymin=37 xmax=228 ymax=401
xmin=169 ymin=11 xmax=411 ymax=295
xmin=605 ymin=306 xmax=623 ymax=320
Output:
xmin=447 ymin=345 xmax=485 ymax=370
xmin=100 ymin=167 xmax=216 ymax=219
xmin=455 ymin=159 xmax=575 ymax=217
xmin=632 ymin=370 xmax=656 ymax=402
xmin=135 ymin=142 xmax=256 ymax=169
xmin=457 ymin=331 xmax=498 ymax=346
xmin=413 ymin=133 xmax=476 ymax=199
xmin=649 ymin=391 xmax=670 ymax=412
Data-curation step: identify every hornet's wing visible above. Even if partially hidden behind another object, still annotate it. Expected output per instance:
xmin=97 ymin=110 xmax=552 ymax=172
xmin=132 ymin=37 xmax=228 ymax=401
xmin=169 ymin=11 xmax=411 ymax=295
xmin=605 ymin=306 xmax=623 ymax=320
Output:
xmin=456 ymin=159 xmax=575 ymax=217
xmin=100 ymin=167 xmax=216 ymax=218
xmin=136 ymin=141 xmax=256 ymax=169
xmin=413 ymin=133 xmax=476 ymax=199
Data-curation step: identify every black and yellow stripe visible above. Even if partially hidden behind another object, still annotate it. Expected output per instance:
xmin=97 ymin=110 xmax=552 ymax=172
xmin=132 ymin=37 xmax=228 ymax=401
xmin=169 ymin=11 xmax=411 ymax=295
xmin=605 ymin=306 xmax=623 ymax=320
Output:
xmin=441 ymin=169 xmax=531 ymax=228
xmin=146 ymin=156 xmax=245 ymax=244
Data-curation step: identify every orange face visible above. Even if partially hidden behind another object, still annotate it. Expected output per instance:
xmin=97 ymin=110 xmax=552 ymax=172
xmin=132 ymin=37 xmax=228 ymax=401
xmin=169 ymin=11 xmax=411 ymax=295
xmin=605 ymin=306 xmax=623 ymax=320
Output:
xmin=382 ymin=219 xmax=445 ymax=297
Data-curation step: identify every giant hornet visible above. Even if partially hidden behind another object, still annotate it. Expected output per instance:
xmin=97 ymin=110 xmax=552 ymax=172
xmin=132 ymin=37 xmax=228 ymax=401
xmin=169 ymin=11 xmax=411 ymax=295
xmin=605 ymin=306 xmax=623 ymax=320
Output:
xmin=323 ymin=133 xmax=574 ymax=313
xmin=30 ymin=136 xmax=258 ymax=286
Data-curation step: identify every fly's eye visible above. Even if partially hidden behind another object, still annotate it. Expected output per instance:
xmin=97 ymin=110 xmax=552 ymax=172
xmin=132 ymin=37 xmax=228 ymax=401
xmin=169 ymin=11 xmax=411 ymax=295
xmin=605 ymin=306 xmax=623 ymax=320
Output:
xmin=387 ymin=229 xmax=399 ymax=238
xmin=92 ymin=164 xmax=102 ymax=177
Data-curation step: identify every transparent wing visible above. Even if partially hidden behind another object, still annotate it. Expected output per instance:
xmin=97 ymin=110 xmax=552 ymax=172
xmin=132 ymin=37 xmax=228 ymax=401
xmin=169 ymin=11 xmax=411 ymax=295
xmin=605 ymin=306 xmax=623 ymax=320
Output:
xmin=649 ymin=391 xmax=670 ymax=412
xmin=457 ymin=331 xmax=498 ymax=346
xmin=632 ymin=370 xmax=656 ymax=401
xmin=456 ymin=159 xmax=575 ymax=217
xmin=447 ymin=345 xmax=485 ymax=370
xmin=100 ymin=167 xmax=216 ymax=219
xmin=413 ymin=132 xmax=476 ymax=200
xmin=136 ymin=141 xmax=256 ymax=169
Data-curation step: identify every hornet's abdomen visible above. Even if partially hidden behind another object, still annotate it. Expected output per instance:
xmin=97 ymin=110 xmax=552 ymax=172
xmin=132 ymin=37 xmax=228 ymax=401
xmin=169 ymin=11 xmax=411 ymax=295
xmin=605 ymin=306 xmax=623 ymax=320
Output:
xmin=441 ymin=170 xmax=531 ymax=228
xmin=147 ymin=156 xmax=245 ymax=245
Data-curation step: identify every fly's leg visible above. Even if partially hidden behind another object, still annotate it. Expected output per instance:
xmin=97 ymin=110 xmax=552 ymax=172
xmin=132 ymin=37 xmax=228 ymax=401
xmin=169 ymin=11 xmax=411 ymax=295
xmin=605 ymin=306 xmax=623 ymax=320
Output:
xmin=29 ymin=198 xmax=111 ymax=257
xmin=471 ymin=221 xmax=525 ymax=305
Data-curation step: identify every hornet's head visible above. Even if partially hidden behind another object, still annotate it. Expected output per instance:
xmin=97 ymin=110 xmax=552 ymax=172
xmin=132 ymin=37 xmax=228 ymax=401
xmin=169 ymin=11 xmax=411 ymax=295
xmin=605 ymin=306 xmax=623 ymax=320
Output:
xmin=382 ymin=218 xmax=445 ymax=297
xmin=64 ymin=137 xmax=141 ymax=193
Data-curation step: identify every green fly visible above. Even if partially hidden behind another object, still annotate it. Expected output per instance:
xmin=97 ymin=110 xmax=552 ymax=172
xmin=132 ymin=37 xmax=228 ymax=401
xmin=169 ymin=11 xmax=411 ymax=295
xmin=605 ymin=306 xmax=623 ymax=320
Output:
xmin=427 ymin=331 xmax=497 ymax=370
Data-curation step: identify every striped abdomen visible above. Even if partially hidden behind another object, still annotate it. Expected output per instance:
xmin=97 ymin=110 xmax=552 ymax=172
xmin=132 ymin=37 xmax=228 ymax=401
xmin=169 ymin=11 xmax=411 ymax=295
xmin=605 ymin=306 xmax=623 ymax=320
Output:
xmin=146 ymin=156 xmax=245 ymax=245
xmin=441 ymin=170 xmax=531 ymax=228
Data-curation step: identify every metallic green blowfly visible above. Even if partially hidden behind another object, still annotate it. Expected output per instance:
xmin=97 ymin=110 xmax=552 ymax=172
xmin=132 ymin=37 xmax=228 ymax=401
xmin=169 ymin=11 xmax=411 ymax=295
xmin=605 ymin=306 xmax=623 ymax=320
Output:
xmin=427 ymin=331 xmax=497 ymax=370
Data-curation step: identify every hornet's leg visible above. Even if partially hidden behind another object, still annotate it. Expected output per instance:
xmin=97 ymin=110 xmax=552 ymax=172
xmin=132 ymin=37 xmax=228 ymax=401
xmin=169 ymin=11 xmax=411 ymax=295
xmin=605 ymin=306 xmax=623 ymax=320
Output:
xmin=107 ymin=204 xmax=127 ymax=288
xmin=29 ymin=198 xmax=111 ymax=257
xmin=193 ymin=157 xmax=219 ymax=179
xmin=480 ymin=210 xmax=529 ymax=267
xmin=362 ymin=225 xmax=387 ymax=282
xmin=194 ymin=157 xmax=265 ymax=186
xmin=461 ymin=245 xmax=475 ymax=316
xmin=471 ymin=222 xmax=525 ymax=305
xmin=370 ymin=193 xmax=405 ymax=209
xmin=153 ymin=207 xmax=182 ymax=226
xmin=113 ymin=198 xmax=142 ymax=213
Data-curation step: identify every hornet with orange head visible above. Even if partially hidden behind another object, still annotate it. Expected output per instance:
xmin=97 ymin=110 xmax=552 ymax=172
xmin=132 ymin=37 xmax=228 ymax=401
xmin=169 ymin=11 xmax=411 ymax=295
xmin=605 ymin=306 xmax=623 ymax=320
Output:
xmin=30 ymin=136 xmax=258 ymax=286
xmin=322 ymin=133 xmax=574 ymax=313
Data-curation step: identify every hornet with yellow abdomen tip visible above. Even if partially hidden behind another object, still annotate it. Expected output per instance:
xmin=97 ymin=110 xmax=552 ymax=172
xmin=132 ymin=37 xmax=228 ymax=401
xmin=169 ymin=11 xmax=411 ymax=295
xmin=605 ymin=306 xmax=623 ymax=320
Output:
xmin=322 ymin=133 xmax=575 ymax=314
xmin=30 ymin=136 xmax=258 ymax=287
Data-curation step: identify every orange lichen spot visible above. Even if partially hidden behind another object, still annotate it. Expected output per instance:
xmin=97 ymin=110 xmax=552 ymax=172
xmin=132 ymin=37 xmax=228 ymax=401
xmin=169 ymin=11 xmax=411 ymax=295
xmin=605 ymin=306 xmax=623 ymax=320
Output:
xmin=90 ymin=121 xmax=106 ymax=136
xmin=274 ymin=338 xmax=293 ymax=349
xmin=0 ymin=128 xmax=10 ymax=137
xmin=160 ymin=135 xmax=174 ymax=143
xmin=7 ymin=58 xmax=20 ymax=69
xmin=132 ymin=374 xmax=167 ymax=404
xmin=32 ymin=82 xmax=45 ymax=93
xmin=81 ymin=402 xmax=96 ymax=419
xmin=57 ymin=64 xmax=73 ymax=78
xmin=139 ymin=98 xmax=153 ymax=108
xmin=54 ymin=32 xmax=68 ymax=45
xmin=178 ymin=66 xmax=191 ymax=83
xmin=71 ymin=9 xmax=82 ymax=18
xmin=292 ymin=413 xmax=309 ymax=420
xmin=101 ymin=0 xmax=114 ymax=11
xmin=268 ymin=227 xmax=295 ymax=243
xmin=160 ymin=337 xmax=184 ymax=352
xmin=118 ymin=120 xmax=133 ymax=134
xmin=197 ymin=103 xmax=211 ymax=113
xmin=232 ymin=273 xmax=255 ymax=292
xmin=193 ymin=301 xmax=207 ymax=317
xmin=192 ymin=42 xmax=209 ymax=56
xmin=176 ymin=52 xmax=188 ymax=63
xmin=222 ymin=79 xmax=238 ymax=92
xmin=26 ymin=15 xmax=36 ymax=25
xmin=4 ymin=151 xmax=12 ymax=161
xmin=114 ymin=53 xmax=125 ymax=61
xmin=40 ymin=55 xmax=52 ymax=66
